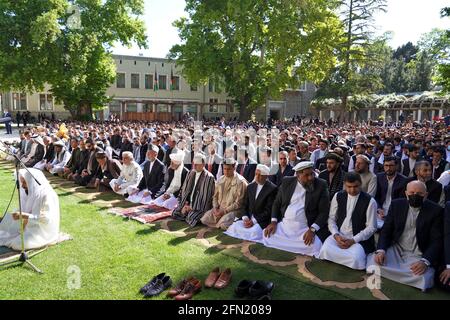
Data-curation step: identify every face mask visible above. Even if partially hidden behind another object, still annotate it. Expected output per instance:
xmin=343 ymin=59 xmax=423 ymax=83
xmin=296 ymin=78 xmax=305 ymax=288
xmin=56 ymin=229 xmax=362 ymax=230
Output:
xmin=408 ymin=194 xmax=424 ymax=208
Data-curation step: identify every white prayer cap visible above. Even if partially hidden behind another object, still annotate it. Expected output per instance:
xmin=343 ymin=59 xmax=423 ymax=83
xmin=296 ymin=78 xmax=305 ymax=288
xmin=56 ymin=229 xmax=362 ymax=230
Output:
xmin=169 ymin=151 xmax=184 ymax=164
xmin=149 ymin=144 xmax=159 ymax=153
xmin=223 ymin=157 xmax=236 ymax=165
xmin=356 ymin=154 xmax=371 ymax=164
xmin=193 ymin=152 xmax=206 ymax=164
xmin=53 ymin=140 xmax=65 ymax=147
xmin=256 ymin=164 xmax=270 ymax=176
xmin=293 ymin=161 xmax=314 ymax=172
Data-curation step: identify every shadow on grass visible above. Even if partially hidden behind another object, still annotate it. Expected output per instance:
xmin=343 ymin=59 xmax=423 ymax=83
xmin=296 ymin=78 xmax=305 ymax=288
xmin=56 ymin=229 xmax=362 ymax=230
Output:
xmin=168 ymin=233 xmax=198 ymax=246
xmin=136 ymin=225 xmax=162 ymax=236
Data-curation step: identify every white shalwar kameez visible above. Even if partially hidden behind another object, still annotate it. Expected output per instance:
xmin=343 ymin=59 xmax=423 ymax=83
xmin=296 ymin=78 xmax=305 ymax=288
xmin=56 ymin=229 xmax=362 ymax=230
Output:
xmin=366 ymin=206 xmax=435 ymax=290
xmin=110 ymin=161 xmax=143 ymax=196
xmin=0 ymin=169 xmax=60 ymax=250
xmin=262 ymin=182 xmax=322 ymax=256
xmin=225 ymin=183 xmax=264 ymax=243
xmin=318 ymin=193 xmax=377 ymax=270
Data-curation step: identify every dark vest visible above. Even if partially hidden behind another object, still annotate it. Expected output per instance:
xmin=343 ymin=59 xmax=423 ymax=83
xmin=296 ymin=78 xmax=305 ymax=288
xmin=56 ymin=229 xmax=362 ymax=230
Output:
xmin=336 ymin=191 xmax=375 ymax=254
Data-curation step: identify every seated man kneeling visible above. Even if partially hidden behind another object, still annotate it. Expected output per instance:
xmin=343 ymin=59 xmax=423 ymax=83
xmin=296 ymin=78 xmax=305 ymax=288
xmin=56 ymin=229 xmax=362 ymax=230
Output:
xmin=318 ymin=172 xmax=377 ymax=270
xmin=201 ymin=158 xmax=248 ymax=230
xmin=366 ymin=180 xmax=443 ymax=291
xmin=151 ymin=151 xmax=189 ymax=210
xmin=225 ymin=164 xmax=277 ymax=242
xmin=263 ymin=161 xmax=330 ymax=256
xmin=110 ymin=151 xmax=143 ymax=197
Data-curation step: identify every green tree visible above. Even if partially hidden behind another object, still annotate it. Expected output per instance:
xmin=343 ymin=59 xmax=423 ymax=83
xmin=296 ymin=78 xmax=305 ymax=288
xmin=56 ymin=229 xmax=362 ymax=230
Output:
xmin=169 ymin=0 xmax=343 ymax=120
xmin=0 ymin=0 xmax=147 ymax=119
xmin=316 ymin=0 xmax=387 ymax=123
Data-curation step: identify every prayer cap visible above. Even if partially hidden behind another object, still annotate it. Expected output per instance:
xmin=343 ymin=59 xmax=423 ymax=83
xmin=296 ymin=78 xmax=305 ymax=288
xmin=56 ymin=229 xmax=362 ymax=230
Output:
xmin=356 ymin=154 xmax=371 ymax=164
xmin=256 ymin=164 xmax=270 ymax=176
xmin=293 ymin=161 xmax=314 ymax=172
xmin=223 ymin=157 xmax=236 ymax=165
xmin=169 ymin=151 xmax=184 ymax=163
xmin=149 ymin=144 xmax=159 ymax=153
xmin=53 ymin=140 xmax=65 ymax=147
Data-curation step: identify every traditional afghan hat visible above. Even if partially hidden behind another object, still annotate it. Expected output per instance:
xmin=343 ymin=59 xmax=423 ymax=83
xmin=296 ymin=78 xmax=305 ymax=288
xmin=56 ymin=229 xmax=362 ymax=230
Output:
xmin=169 ymin=151 xmax=184 ymax=164
xmin=326 ymin=152 xmax=343 ymax=163
xmin=256 ymin=164 xmax=270 ymax=175
xmin=293 ymin=161 xmax=314 ymax=172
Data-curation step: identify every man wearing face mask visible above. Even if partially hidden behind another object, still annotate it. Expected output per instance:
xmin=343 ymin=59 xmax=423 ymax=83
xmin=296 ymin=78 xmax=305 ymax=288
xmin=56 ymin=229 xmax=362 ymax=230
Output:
xmin=366 ymin=180 xmax=444 ymax=291
xmin=410 ymin=161 xmax=444 ymax=207
xmin=263 ymin=161 xmax=330 ymax=256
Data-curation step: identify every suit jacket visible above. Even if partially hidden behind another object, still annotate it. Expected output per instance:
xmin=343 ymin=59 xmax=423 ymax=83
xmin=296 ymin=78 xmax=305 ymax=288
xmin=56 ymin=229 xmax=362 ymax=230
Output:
xmin=318 ymin=168 xmax=344 ymax=200
xmin=205 ymin=154 xmax=222 ymax=178
xmin=137 ymin=159 xmax=166 ymax=197
xmin=109 ymin=135 xmax=122 ymax=150
xmin=76 ymin=149 xmax=90 ymax=174
xmin=66 ymin=148 xmax=82 ymax=172
xmin=236 ymin=159 xmax=257 ymax=183
xmin=375 ymin=173 xmax=407 ymax=209
xmin=243 ymin=180 xmax=278 ymax=229
xmin=444 ymin=202 xmax=450 ymax=266
xmin=95 ymin=159 xmax=121 ymax=182
xmin=139 ymin=143 xmax=148 ymax=165
xmin=401 ymin=157 xmax=422 ymax=177
xmin=432 ymin=159 xmax=448 ymax=181
xmin=44 ymin=144 xmax=55 ymax=162
xmin=269 ymin=165 xmax=294 ymax=187
xmin=271 ymin=176 xmax=331 ymax=242
xmin=378 ymin=198 xmax=443 ymax=266
xmin=25 ymin=144 xmax=45 ymax=167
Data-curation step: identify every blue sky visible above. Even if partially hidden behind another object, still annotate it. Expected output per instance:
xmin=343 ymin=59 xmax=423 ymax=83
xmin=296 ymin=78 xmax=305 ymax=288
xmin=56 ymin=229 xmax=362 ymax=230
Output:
xmin=112 ymin=0 xmax=450 ymax=58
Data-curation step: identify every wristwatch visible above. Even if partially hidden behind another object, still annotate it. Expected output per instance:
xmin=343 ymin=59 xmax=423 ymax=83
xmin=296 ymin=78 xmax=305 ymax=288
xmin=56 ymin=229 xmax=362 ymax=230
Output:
xmin=309 ymin=227 xmax=316 ymax=233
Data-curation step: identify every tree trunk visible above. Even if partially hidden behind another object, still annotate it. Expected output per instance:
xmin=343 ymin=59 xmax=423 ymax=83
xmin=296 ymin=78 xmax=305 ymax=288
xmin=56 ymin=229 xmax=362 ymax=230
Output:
xmin=238 ymin=95 xmax=251 ymax=121
xmin=340 ymin=95 xmax=348 ymax=124
xmin=78 ymin=101 xmax=93 ymax=120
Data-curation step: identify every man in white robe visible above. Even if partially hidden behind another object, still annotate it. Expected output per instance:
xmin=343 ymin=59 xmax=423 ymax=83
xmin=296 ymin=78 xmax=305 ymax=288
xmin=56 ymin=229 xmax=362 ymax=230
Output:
xmin=366 ymin=181 xmax=444 ymax=291
xmin=263 ymin=161 xmax=330 ymax=256
xmin=45 ymin=140 xmax=71 ymax=175
xmin=225 ymin=164 xmax=277 ymax=243
xmin=110 ymin=151 xmax=143 ymax=196
xmin=0 ymin=168 xmax=60 ymax=250
xmin=151 ymin=151 xmax=189 ymax=210
xmin=319 ymin=172 xmax=377 ymax=270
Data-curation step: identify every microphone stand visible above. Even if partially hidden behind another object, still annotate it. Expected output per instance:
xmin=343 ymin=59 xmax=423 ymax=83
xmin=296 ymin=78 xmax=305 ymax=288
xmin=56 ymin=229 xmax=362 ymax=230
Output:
xmin=0 ymin=140 xmax=44 ymax=273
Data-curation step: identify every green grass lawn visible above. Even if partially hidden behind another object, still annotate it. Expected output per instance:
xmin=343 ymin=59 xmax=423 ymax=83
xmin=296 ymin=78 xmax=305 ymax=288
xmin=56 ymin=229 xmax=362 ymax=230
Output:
xmin=1 ymin=160 xmax=449 ymax=300
xmin=0 ymin=163 xmax=347 ymax=300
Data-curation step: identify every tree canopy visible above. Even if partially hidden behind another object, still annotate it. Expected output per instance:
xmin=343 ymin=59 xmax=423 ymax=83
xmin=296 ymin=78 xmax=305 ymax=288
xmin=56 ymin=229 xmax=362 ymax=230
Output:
xmin=169 ymin=0 xmax=343 ymax=120
xmin=0 ymin=0 xmax=147 ymax=119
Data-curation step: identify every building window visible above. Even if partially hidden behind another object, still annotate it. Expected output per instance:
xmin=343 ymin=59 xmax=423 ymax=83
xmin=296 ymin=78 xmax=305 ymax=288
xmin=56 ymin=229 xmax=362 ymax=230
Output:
xmin=215 ymin=80 xmax=221 ymax=93
xmin=126 ymin=103 xmax=137 ymax=112
xmin=12 ymin=93 xmax=27 ymax=111
xmin=159 ymin=75 xmax=167 ymax=90
xmin=157 ymin=104 xmax=169 ymax=112
xmin=116 ymin=73 xmax=125 ymax=88
xmin=145 ymin=74 xmax=153 ymax=89
xmin=131 ymin=73 xmax=140 ymax=89
xmin=171 ymin=76 xmax=180 ymax=90
xmin=209 ymin=98 xmax=218 ymax=113
xmin=226 ymin=99 xmax=234 ymax=113
xmin=300 ymin=81 xmax=307 ymax=91
xmin=143 ymin=103 xmax=152 ymax=112
xmin=209 ymin=80 xmax=214 ymax=92
xmin=39 ymin=94 xmax=54 ymax=110
xmin=190 ymin=84 xmax=198 ymax=91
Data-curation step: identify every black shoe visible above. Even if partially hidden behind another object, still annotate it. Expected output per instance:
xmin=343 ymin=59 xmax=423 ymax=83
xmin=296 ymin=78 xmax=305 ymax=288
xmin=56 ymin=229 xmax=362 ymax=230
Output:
xmin=140 ymin=272 xmax=166 ymax=294
xmin=124 ymin=193 xmax=129 ymax=199
xmin=235 ymin=280 xmax=256 ymax=298
xmin=144 ymin=276 xmax=172 ymax=297
xmin=248 ymin=281 xmax=274 ymax=298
